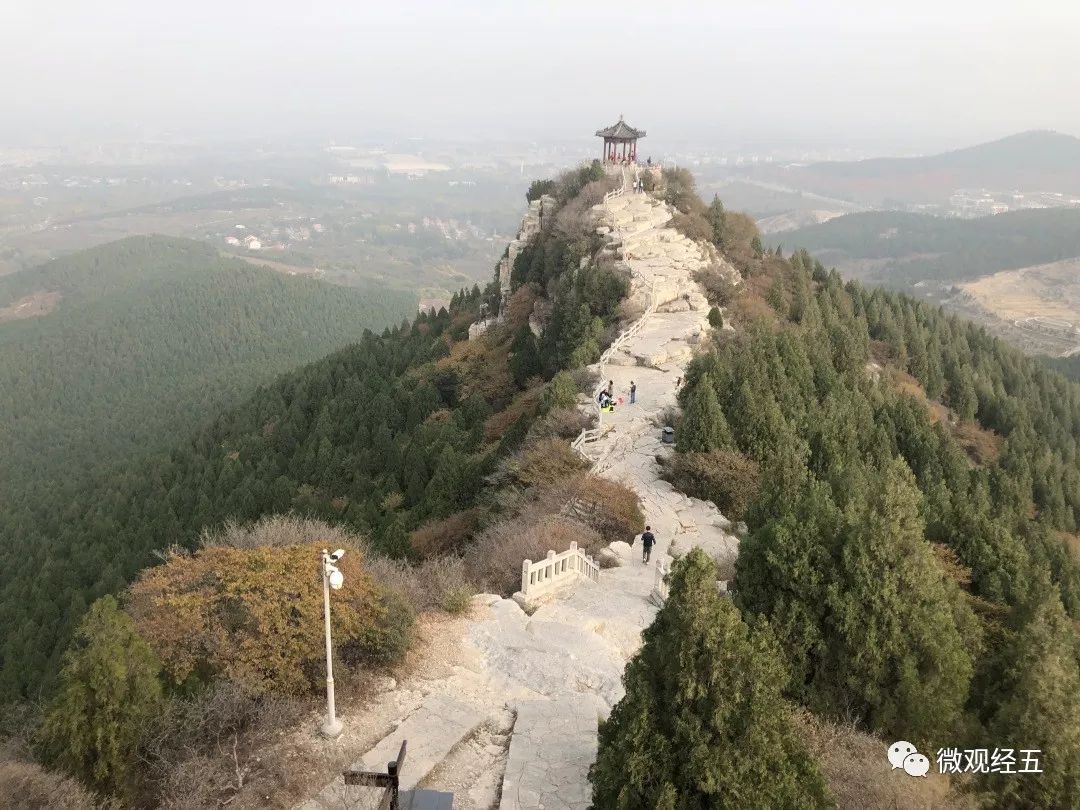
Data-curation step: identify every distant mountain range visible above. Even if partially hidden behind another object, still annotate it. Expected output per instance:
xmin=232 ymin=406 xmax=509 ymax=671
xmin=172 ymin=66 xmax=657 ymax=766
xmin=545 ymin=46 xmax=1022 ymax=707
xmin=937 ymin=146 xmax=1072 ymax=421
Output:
xmin=763 ymin=131 xmax=1080 ymax=205
xmin=809 ymin=130 xmax=1080 ymax=177
xmin=778 ymin=207 xmax=1080 ymax=285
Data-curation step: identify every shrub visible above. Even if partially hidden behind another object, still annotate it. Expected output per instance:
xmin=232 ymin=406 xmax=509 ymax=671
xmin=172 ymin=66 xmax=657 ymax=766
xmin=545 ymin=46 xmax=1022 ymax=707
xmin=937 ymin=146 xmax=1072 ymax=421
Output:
xmin=560 ymin=475 xmax=645 ymax=543
xmin=525 ymin=178 xmax=556 ymax=202
xmin=409 ymin=509 xmax=480 ymax=556
xmin=200 ymin=513 xmax=359 ymax=551
xmin=137 ymin=681 xmax=302 ymax=808
xmin=441 ymin=586 xmax=474 ymax=615
xmin=540 ymin=371 xmax=579 ymax=412
xmin=708 ymin=306 xmax=724 ymax=329
xmin=504 ymin=437 xmax=588 ymax=489
xmin=664 ymin=450 xmax=761 ymax=520
xmin=528 ymin=406 xmax=591 ymax=441
xmin=363 ymin=554 xmax=475 ymax=615
xmin=660 ymin=167 xmax=698 ymax=213
xmin=464 ymin=511 xmax=602 ymax=594
xmin=342 ymin=587 xmax=415 ymax=667
xmin=695 ymin=263 xmax=739 ymax=307
xmin=128 ymin=541 xmax=381 ymax=695
xmin=670 ymin=210 xmax=714 ymax=243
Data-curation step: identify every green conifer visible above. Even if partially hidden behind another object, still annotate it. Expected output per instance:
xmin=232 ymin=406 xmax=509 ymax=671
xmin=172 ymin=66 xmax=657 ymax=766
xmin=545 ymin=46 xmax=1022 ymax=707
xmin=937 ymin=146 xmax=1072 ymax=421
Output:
xmin=589 ymin=548 xmax=832 ymax=809
xmin=676 ymin=375 xmax=732 ymax=453
xmin=37 ymin=595 xmax=162 ymax=799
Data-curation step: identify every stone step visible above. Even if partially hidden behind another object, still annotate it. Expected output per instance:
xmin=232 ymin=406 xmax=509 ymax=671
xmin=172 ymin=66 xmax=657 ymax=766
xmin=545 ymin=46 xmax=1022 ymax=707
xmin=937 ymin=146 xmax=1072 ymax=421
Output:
xmin=499 ymin=696 xmax=600 ymax=810
xmin=300 ymin=694 xmax=485 ymax=809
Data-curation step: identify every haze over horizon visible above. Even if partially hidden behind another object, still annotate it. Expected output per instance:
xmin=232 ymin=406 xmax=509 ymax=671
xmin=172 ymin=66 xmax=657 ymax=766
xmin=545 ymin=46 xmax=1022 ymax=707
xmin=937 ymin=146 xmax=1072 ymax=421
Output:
xmin=3 ymin=1 xmax=1079 ymax=154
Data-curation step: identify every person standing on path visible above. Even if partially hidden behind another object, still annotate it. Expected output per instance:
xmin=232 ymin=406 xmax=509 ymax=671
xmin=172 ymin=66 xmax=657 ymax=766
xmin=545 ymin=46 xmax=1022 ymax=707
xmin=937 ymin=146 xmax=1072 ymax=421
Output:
xmin=640 ymin=525 xmax=655 ymax=563
xmin=630 ymin=380 xmax=637 ymax=404
xmin=607 ymin=379 xmax=614 ymax=400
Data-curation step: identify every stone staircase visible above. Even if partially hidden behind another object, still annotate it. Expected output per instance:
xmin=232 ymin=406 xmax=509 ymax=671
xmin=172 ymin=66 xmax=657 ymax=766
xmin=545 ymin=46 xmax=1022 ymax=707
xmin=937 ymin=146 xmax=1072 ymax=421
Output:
xmin=299 ymin=694 xmax=486 ymax=809
xmin=498 ymin=696 xmax=600 ymax=810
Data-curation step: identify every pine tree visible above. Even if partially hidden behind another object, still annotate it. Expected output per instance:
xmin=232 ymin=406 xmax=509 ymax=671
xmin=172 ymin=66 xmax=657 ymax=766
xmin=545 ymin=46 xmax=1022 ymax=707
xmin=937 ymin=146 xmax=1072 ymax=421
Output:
xmin=677 ymin=375 xmax=732 ymax=453
xmin=749 ymin=458 xmax=978 ymax=745
xmin=37 ymin=595 xmax=163 ymax=799
xmin=589 ymin=548 xmax=832 ymax=809
xmin=707 ymin=195 xmax=727 ymax=247
xmin=509 ymin=327 xmax=541 ymax=386
xmin=979 ymin=589 xmax=1080 ymax=807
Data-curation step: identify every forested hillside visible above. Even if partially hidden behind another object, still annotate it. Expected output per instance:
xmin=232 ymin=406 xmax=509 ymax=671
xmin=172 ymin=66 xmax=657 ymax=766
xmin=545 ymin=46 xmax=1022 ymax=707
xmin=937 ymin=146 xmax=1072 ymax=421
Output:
xmin=0 ymin=236 xmax=415 ymax=500
xmin=659 ymin=246 xmax=1080 ymax=806
xmin=779 ymin=207 xmax=1080 ymax=284
xmin=0 ymin=165 xmax=628 ymax=700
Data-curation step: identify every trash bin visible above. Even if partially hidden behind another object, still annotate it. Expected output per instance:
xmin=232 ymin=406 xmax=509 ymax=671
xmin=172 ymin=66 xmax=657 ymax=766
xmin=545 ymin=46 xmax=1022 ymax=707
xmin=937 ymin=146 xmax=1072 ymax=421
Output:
xmin=661 ymin=426 xmax=675 ymax=444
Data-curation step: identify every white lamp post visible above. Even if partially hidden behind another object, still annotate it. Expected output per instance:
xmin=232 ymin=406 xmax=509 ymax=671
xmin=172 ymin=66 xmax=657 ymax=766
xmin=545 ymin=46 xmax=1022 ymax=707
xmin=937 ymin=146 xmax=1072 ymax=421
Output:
xmin=320 ymin=548 xmax=346 ymax=738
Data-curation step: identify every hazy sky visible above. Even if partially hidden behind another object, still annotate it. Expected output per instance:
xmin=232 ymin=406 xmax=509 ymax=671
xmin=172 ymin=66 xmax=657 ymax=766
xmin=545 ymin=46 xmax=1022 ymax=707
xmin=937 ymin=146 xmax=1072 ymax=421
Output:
xmin=3 ymin=1 xmax=1079 ymax=151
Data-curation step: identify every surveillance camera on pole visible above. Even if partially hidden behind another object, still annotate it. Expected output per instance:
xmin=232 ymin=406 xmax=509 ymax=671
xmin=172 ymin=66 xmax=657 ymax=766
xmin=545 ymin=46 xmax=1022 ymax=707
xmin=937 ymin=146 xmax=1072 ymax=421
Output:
xmin=320 ymin=548 xmax=344 ymax=738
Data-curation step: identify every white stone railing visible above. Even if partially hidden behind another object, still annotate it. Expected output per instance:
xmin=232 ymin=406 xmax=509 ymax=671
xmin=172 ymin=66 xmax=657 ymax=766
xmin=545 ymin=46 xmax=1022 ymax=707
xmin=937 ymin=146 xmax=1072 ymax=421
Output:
xmin=653 ymin=559 xmax=670 ymax=602
xmin=571 ymin=277 xmax=659 ymax=465
xmin=519 ymin=541 xmax=600 ymax=599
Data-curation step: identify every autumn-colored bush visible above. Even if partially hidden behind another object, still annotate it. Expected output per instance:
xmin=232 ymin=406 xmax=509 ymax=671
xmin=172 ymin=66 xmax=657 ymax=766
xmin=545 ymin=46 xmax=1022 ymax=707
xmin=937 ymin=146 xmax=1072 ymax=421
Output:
xmin=505 ymin=283 xmax=540 ymax=329
xmin=560 ymin=475 xmax=645 ymax=544
xmin=663 ymin=450 xmax=762 ymax=520
xmin=670 ymin=210 xmax=714 ymax=243
xmin=464 ymin=511 xmax=603 ymax=594
xmin=504 ymin=437 xmax=588 ymax=489
xmin=483 ymin=385 xmax=544 ymax=442
xmin=695 ymin=262 xmax=739 ymax=307
xmin=409 ymin=509 xmax=480 ymax=556
xmin=128 ymin=541 xmax=386 ymax=694
xmin=528 ymin=407 xmax=592 ymax=441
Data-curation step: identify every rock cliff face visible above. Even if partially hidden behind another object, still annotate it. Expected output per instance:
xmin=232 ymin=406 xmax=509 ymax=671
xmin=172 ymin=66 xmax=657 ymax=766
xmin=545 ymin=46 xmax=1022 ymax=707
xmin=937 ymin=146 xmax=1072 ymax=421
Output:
xmin=468 ymin=194 xmax=556 ymax=341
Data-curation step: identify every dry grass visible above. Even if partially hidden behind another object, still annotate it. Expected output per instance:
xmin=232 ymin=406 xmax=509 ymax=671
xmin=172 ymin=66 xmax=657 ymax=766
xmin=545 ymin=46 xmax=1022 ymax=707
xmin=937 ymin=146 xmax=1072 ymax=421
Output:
xmin=527 ymin=407 xmax=592 ymax=442
xmin=558 ymin=474 xmax=645 ymax=544
xmin=950 ymin=420 xmax=1002 ymax=465
xmin=1061 ymin=531 xmax=1080 ymax=563
xmin=483 ymin=384 xmax=545 ymax=442
xmin=464 ymin=510 xmax=603 ymax=594
xmin=409 ymin=509 xmax=480 ymax=556
xmin=794 ymin=710 xmax=977 ymax=810
xmin=503 ymin=437 xmax=588 ymax=489
xmin=0 ymin=758 xmax=102 ymax=809
xmin=888 ymin=368 xmax=1002 ymax=464
xmin=364 ymin=555 xmax=476 ymax=615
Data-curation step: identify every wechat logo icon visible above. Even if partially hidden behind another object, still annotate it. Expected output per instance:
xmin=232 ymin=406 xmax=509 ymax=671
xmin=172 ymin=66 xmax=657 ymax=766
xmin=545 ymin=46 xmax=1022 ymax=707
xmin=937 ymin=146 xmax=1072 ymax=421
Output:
xmin=888 ymin=741 xmax=930 ymax=777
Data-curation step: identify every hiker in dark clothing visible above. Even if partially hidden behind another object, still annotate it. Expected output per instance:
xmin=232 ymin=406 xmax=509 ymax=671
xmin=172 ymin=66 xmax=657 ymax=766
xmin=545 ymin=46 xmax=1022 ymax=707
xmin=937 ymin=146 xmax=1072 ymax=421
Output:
xmin=640 ymin=525 xmax=655 ymax=563
xmin=630 ymin=380 xmax=637 ymax=404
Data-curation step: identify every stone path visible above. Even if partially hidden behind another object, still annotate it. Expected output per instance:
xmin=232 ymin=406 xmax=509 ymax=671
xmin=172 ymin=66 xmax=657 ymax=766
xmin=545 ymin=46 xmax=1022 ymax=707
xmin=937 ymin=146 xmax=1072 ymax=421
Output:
xmin=298 ymin=184 xmax=741 ymax=810
xmin=499 ymin=697 xmax=598 ymax=810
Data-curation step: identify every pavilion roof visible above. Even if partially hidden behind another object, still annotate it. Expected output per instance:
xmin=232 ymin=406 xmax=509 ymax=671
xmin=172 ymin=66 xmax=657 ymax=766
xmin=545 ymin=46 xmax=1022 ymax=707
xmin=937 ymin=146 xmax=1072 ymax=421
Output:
xmin=595 ymin=116 xmax=645 ymax=140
